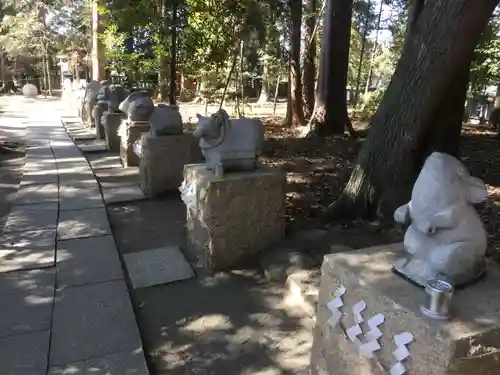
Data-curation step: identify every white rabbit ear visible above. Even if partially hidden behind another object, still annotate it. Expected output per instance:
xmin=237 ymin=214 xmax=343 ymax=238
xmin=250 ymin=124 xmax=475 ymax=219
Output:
xmin=465 ymin=176 xmax=488 ymax=204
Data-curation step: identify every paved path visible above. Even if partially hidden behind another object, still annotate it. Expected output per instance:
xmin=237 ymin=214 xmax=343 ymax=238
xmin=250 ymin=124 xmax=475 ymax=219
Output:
xmin=0 ymin=96 xmax=149 ymax=374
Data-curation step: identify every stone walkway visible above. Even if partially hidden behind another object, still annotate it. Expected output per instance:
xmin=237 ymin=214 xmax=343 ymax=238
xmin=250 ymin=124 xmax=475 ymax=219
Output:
xmin=0 ymin=97 xmax=149 ymax=374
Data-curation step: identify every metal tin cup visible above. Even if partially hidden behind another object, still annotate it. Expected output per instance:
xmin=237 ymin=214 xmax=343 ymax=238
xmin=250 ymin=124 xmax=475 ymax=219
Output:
xmin=420 ymin=279 xmax=454 ymax=320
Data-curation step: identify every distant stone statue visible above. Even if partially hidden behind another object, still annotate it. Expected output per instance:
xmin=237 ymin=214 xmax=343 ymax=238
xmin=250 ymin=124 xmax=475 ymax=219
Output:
xmin=193 ymin=109 xmax=264 ymax=176
xmin=119 ymin=91 xmax=154 ymax=122
xmin=81 ymin=80 xmax=101 ymax=125
xmin=22 ymin=83 xmax=38 ymax=98
xmin=149 ymin=103 xmax=183 ymax=136
xmin=393 ymin=152 xmax=488 ymax=288
xmin=108 ymin=85 xmax=129 ymax=113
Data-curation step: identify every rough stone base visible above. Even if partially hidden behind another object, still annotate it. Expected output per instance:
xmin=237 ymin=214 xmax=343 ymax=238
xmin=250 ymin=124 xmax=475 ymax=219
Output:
xmin=311 ymin=243 xmax=500 ymax=375
xmin=103 ymin=112 xmax=123 ymax=152
xmin=139 ymin=133 xmax=201 ymax=197
xmin=184 ymin=164 xmax=286 ymax=270
xmin=119 ymin=121 xmax=150 ymax=167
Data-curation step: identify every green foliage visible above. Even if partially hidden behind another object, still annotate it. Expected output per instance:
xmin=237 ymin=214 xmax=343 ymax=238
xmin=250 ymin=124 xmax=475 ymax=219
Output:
xmin=360 ymin=88 xmax=385 ymax=116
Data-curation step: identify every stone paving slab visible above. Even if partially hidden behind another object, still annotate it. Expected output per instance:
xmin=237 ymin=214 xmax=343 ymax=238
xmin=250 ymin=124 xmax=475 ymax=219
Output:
xmin=0 ymin=331 xmax=50 ymax=375
xmin=4 ymin=204 xmax=59 ymax=233
xmin=0 ymin=229 xmax=56 ymax=273
xmin=21 ymin=171 xmax=59 ymax=186
xmin=49 ymin=349 xmax=149 ymax=375
xmin=73 ymin=134 xmax=96 ymax=141
xmin=50 ymin=279 xmax=143 ymax=367
xmin=87 ymin=155 xmax=123 ymax=170
xmin=0 ymin=268 xmax=55 ymax=338
xmin=15 ymin=182 xmax=59 ymax=205
xmin=124 ymin=246 xmax=194 ymax=290
xmin=78 ymin=143 xmax=108 ymax=153
xmin=59 ymin=185 xmax=103 ymax=210
xmin=57 ymin=235 xmax=122 ymax=287
xmin=103 ymin=184 xmax=146 ymax=204
xmin=58 ymin=207 xmax=111 ymax=240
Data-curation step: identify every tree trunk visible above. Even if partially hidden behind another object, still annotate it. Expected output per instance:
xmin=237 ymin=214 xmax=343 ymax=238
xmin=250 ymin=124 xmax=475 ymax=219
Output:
xmin=306 ymin=0 xmax=356 ymax=136
xmin=257 ymin=56 xmax=270 ymax=105
xmin=325 ymin=0 xmax=497 ymax=221
xmin=302 ymin=0 xmax=317 ymax=118
xmin=283 ymin=0 xmax=306 ymax=126
xmin=45 ymin=51 xmax=52 ymax=95
xmin=169 ymin=0 xmax=177 ymax=105
xmin=157 ymin=0 xmax=168 ymax=101
xmin=353 ymin=0 xmax=371 ymax=107
xmin=219 ymin=50 xmax=238 ymax=109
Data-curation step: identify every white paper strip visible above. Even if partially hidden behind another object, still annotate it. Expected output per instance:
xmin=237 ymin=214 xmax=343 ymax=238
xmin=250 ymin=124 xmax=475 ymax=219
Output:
xmin=389 ymin=332 xmax=413 ymax=375
xmin=346 ymin=323 xmax=363 ymax=348
xmin=326 ymin=285 xmax=346 ymax=328
xmin=358 ymin=313 xmax=385 ymax=359
xmin=352 ymin=300 xmax=367 ymax=324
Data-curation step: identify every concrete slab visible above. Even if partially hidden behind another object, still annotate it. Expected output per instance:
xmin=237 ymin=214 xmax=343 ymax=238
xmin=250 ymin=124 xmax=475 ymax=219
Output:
xmin=0 ymin=331 xmax=50 ymax=375
xmin=103 ymin=185 xmax=146 ymax=204
xmin=0 ymin=229 xmax=56 ymax=273
xmin=49 ymin=349 xmax=149 ymax=375
xmin=0 ymin=268 xmax=55 ymax=337
xmin=59 ymin=186 xmax=103 ymax=210
xmin=79 ymin=143 xmax=107 ymax=153
xmin=50 ymin=280 xmax=143 ymax=366
xmin=57 ymin=207 xmax=111 ymax=240
xmin=73 ymin=134 xmax=96 ymax=141
xmin=88 ymin=155 xmax=123 ymax=170
xmin=21 ymin=171 xmax=59 ymax=186
xmin=57 ymin=235 xmax=123 ymax=287
xmin=95 ymin=167 xmax=140 ymax=188
xmin=4 ymin=204 xmax=58 ymax=233
xmin=124 ymin=246 xmax=194 ymax=289
xmin=15 ymin=183 xmax=59 ymax=205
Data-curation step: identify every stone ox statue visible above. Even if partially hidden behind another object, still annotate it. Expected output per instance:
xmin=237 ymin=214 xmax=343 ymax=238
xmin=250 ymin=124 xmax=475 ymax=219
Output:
xmin=194 ymin=109 xmax=264 ymax=176
xmin=393 ymin=152 xmax=488 ymax=288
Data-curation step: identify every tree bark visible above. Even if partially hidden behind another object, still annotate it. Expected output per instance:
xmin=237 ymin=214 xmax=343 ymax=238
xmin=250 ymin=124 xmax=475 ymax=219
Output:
xmin=325 ymin=0 xmax=497 ymax=221
xmin=306 ymin=0 xmax=356 ymax=136
xmin=283 ymin=0 xmax=306 ymax=126
xmin=302 ymin=0 xmax=317 ymax=119
xmin=169 ymin=0 xmax=177 ymax=105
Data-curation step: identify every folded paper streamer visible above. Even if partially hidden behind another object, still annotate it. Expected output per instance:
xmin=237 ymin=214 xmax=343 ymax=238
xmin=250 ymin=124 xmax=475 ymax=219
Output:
xmin=327 ymin=285 xmax=346 ymax=328
xmin=390 ymin=332 xmax=414 ymax=375
xmin=359 ymin=313 xmax=385 ymax=359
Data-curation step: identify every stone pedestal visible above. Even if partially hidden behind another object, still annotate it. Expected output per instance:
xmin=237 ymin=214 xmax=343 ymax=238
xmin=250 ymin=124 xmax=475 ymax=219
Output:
xmin=139 ymin=133 xmax=201 ymax=197
xmin=103 ymin=112 xmax=123 ymax=152
xmin=184 ymin=164 xmax=286 ymax=270
xmin=119 ymin=121 xmax=150 ymax=167
xmin=311 ymin=243 xmax=500 ymax=375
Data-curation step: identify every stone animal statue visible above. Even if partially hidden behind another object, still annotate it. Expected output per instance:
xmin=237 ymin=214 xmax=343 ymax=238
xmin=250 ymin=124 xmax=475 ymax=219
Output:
xmin=393 ymin=152 xmax=488 ymax=288
xmin=81 ymin=80 xmax=101 ymax=124
xmin=149 ymin=103 xmax=183 ymax=136
xmin=193 ymin=109 xmax=264 ymax=175
xmin=119 ymin=90 xmax=154 ymax=122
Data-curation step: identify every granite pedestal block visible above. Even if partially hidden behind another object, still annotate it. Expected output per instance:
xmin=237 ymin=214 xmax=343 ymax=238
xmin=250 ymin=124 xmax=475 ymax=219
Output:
xmin=139 ymin=133 xmax=202 ymax=197
xmin=119 ymin=121 xmax=150 ymax=167
xmin=184 ymin=164 xmax=286 ymax=270
xmin=311 ymin=243 xmax=500 ymax=375
xmin=103 ymin=112 xmax=123 ymax=152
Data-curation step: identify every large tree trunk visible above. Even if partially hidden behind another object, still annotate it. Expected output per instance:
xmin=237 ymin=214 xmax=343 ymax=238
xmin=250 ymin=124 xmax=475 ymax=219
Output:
xmin=306 ymin=0 xmax=356 ymax=136
xmin=302 ymin=0 xmax=317 ymax=119
xmin=169 ymin=0 xmax=177 ymax=105
xmin=283 ymin=0 xmax=306 ymax=126
xmin=325 ymin=0 xmax=497 ymax=221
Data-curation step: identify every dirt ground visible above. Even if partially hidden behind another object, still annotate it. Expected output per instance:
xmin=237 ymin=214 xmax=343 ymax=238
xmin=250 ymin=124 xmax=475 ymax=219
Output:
xmin=256 ymin=118 xmax=500 ymax=262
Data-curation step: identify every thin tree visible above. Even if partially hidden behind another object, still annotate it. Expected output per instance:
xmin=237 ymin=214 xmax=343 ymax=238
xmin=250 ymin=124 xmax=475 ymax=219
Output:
xmin=283 ymin=0 xmax=306 ymax=126
xmin=302 ymin=0 xmax=317 ymax=118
